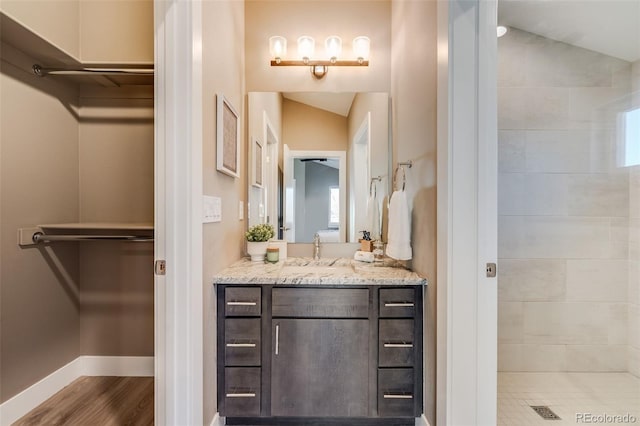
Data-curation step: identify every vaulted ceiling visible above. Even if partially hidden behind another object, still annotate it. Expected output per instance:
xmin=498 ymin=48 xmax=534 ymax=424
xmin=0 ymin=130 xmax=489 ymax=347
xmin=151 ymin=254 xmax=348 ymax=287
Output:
xmin=499 ymin=0 xmax=640 ymax=63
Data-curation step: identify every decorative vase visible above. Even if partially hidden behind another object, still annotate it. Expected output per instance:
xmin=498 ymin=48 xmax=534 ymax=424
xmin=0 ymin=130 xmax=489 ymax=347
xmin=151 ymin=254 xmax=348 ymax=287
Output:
xmin=247 ymin=241 xmax=269 ymax=262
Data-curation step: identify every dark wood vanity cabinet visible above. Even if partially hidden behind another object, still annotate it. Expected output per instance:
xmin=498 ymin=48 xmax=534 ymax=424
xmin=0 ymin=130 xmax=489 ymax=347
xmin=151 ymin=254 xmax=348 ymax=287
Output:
xmin=216 ymin=284 xmax=423 ymax=425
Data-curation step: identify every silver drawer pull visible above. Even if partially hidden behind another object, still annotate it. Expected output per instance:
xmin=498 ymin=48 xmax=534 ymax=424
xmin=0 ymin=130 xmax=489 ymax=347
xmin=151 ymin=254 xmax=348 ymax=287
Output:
xmin=384 ymin=302 xmax=414 ymax=307
xmin=227 ymin=301 xmax=257 ymax=306
xmin=226 ymin=393 xmax=256 ymax=398
xmin=226 ymin=343 xmax=257 ymax=348
xmin=384 ymin=343 xmax=414 ymax=348
xmin=383 ymin=393 xmax=413 ymax=399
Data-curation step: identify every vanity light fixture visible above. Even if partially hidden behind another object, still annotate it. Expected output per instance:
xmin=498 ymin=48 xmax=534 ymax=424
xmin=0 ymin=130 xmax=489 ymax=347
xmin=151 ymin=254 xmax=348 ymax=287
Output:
xmin=269 ymin=35 xmax=370 ymax=80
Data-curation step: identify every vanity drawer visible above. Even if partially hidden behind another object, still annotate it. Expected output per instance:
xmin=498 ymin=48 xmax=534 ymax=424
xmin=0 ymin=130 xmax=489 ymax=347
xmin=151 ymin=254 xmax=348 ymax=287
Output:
xmin=272 ymin=288 xmax=369 ymax=318
xmin=379 ymin=288 xmax=416 ymax=318
xmin=378 ymin=368 xmax=415 ymax=417
xmin=225 ymin=287 xmax=261 ymax=316
xmin=225 ymin=318 xmax=261 ymax=366
xmin=379 ymin=319 xmax=415 ymax=367
xmin=224 ymin=367 xmax=261 ymax=416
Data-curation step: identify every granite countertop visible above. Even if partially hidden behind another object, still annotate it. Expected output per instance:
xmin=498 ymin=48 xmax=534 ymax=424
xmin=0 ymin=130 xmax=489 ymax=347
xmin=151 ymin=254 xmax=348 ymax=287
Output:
xmin=213 ymin=257 xmax=428 ymax=286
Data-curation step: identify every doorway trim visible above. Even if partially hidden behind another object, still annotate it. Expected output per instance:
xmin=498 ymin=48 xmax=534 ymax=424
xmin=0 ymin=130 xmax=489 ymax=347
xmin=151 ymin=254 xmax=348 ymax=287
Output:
xmin=436 ymin=0 xmax=498 ymax=424
xmin=154 ymin=0 xmax=204 ymax=424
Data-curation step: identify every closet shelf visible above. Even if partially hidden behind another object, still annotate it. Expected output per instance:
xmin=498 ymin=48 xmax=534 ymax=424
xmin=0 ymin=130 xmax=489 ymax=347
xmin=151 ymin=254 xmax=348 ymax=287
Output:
xmin=31 ymin=64 xmax=154 ymax=87
xmin=1 ymin=13 xmax=153 ymax=87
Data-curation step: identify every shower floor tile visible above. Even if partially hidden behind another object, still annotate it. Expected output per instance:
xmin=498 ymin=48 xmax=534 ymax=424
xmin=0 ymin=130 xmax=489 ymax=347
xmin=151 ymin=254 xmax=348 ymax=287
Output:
xmin=498 ymin=372 xmax=640 ymax=425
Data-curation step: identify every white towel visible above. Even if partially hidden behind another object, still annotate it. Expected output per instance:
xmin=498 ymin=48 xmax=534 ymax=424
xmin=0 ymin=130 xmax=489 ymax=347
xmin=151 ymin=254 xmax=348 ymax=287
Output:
xmin=367 ymin=193 xmax=381 ymax=241
xmin=386 ymin=190 xmax=412 ymax=260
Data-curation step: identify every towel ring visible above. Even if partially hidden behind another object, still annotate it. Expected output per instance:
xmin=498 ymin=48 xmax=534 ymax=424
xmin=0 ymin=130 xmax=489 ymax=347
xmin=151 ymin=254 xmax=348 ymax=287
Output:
xmin=393 ymin=161 xmax=412 ymax=191
xmin=393 ymin=167 xmax=405 ymax=191
xmin=370 ymin=176 xmax=381 ymax=197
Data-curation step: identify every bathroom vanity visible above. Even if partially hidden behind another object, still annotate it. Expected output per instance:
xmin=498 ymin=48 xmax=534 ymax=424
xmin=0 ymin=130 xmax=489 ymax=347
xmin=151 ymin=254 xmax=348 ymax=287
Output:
xmin=214 ymin=258 xmax=427 ymax=425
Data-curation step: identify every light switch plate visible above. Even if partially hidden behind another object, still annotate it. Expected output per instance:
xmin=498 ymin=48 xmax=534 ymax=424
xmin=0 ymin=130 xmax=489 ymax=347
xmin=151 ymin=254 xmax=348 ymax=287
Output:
xmin=239 ymin=201 xmax=244 ymax=220
xmin=203 ymin=195 xmax=222 ymax=223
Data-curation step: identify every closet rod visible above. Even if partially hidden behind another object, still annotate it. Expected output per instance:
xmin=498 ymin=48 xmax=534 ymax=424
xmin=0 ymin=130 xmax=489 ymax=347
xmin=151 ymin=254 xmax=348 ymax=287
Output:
xmin=32 ymin=64 xmax=154 ymax=77
xmin=32 ymin=232 xmax=153 ymax=244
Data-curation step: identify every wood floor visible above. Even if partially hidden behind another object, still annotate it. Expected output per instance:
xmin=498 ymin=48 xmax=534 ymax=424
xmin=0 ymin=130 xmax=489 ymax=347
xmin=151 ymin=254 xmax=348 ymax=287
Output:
xmin=13 ymin=376 xmax=153 ymax=426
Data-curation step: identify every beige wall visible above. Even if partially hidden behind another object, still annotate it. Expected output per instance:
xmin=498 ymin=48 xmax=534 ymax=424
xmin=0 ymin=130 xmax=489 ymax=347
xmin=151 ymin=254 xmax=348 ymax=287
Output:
xmin=498 ymin=29 xmax=632 ymax=373
xmin=391 ymin=0 xmax=437 ymax=423
xmin=282 ymin=99 xmax=348 ymax=152
xmin=79 ymin=0 xmax=153 ymax=64
xmin=1 ymin=0 xmax=153 ymax=64
xmin=78 ymin=87 xmax=154 ymax=356
xmin=245 ymin=0 xmax=391 ymax=93
xmin=0 ymin=45 xmax=80 ymax=402
xmin=202 ymin=0 xmax=246 ymax=423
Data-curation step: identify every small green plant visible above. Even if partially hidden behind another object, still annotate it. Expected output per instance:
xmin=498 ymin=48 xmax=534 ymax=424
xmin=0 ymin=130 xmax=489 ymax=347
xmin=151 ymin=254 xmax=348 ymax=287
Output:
xmin=245 ymin=223 xmax=275 ymax=242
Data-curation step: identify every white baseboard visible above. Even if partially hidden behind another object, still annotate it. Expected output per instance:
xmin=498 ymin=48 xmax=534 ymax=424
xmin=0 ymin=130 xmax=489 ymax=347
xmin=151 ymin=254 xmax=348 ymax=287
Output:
xmin=81 ymin=356 xmax=154 ymax=377
xmin=0 ymin=357 xmax=82 ymax=426
xmin=210 ymin=412 xmax=224 ymax=426
xmin=0 ymin=355 xmax=154 ymax=426
xmin=416 ymin=413 xmax=431 ymax=426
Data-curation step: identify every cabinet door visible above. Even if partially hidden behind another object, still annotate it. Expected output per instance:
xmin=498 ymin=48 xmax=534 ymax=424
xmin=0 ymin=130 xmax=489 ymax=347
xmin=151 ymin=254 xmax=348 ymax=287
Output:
xmin=271 ymin=319 xmax=369 ymax=417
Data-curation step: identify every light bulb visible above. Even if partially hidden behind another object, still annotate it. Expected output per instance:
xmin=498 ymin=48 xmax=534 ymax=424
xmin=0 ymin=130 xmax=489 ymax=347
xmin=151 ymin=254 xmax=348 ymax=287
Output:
xmin=352 ymin=36 xmax=370 ymax=63
xmin=269 ymin=36 xmax=287 ymax=62
xmin=325 ymin=36 xmax=342 ymax=63
xmin=497 ymin=26 xmax=508 ymax=38
xmin=297 ymin=36 xmax=315 ymax=62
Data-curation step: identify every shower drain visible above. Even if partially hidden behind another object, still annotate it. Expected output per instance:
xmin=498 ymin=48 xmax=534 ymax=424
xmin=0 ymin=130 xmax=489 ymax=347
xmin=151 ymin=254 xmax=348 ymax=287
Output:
xmin=531 ymin=405 xmax=562 ymax=420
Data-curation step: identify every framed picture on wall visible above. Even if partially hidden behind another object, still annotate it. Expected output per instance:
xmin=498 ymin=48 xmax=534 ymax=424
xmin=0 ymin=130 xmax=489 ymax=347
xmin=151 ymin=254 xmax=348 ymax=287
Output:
xmin=216 ymin=94 xmax=240 ymax=178
xmin=251 ymin=138 xmax=264 ymax=188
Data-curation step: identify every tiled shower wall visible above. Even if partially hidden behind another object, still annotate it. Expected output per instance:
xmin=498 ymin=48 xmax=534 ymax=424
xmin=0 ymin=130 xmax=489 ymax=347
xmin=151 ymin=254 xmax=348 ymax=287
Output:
xmin=630 ymin=60 xmax=640 ymax=377
xmin=498 ymin=28 xmax=634 ymax=372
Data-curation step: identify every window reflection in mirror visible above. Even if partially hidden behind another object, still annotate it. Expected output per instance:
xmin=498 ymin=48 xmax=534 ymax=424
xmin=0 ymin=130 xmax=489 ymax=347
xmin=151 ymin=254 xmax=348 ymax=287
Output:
xmin=248 ymin=92 xmax=390 ymax=243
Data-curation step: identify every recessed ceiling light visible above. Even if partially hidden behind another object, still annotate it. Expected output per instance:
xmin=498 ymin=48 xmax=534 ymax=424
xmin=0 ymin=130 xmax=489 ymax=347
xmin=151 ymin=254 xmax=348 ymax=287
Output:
xmin=497 ymin=26 xmax=508 ymax=38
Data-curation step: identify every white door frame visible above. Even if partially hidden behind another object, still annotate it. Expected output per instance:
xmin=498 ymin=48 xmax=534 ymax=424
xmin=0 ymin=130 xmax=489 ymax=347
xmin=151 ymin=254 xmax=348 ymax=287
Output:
xmin=437 ymin=0 xmax=498 ymax=425
xmin=154 ymin=0 xmax=204 ymax=424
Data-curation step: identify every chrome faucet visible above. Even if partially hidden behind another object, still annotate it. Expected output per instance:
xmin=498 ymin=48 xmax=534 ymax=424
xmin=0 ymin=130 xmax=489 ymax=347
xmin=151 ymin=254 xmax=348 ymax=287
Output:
xmin=313 ymin=233 xmax=321 ymax=260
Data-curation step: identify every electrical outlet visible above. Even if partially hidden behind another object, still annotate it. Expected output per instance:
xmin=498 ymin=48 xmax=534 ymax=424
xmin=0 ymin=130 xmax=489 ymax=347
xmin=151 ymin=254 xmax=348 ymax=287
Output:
xmin=239 ymin=201 xmax=244 ymax=220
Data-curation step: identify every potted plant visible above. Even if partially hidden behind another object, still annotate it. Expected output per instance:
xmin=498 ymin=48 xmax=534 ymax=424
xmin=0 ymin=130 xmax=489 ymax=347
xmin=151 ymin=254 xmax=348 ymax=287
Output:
xmin=245 ymin=223 xmax=275 ymax=262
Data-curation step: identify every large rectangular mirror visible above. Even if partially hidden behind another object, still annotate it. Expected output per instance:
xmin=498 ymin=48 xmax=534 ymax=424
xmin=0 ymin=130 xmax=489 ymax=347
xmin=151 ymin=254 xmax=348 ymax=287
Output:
xmin=248 ymin=92 xmax=390 ymax=243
